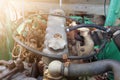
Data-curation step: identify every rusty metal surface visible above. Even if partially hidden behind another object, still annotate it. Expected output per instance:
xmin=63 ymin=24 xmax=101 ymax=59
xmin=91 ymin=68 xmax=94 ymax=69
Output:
xmin=12 ymin=14 xmax=47 ymax=63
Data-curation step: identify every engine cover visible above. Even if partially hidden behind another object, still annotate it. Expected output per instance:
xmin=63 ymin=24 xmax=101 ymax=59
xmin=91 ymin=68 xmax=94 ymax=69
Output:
xmin=42 ymin=9 xmax=68 ymax=65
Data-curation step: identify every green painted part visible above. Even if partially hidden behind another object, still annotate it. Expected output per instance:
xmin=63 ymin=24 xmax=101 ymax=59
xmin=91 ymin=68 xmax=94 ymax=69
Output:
xmin=84 ymin=17 xmax=93 ymax=24
xmin=97 ymin=40 xmax=120 ymax=60
xmin=102 ymin=0 xmax=120 ymax=80
xmin=70 ymin=16 xmax=83 ymax=23
xmin=97 ymin=40 xmax=120 ymax=80
xmin=70 ymin=16 xmax=93 ymax=24
xmin=105 ymin=0 xmax=120 ymax=26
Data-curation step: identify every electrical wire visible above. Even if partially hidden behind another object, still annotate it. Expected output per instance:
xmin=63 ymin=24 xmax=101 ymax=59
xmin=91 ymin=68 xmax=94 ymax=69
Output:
xmin=66 ymin=24 xmax=107 ymax=32
xmin=12 ymin=33 xmax=108 ymax=60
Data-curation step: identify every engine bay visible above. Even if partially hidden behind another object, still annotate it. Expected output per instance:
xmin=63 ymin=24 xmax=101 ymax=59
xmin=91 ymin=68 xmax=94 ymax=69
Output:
xmin=1 ymin=0 xmax=120 ymax=79
xmin=0 ymin=8 xmax=119 ymax=80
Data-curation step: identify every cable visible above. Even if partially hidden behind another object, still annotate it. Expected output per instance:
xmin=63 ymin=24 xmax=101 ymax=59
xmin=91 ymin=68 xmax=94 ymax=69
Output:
xmin=66 ymin=24 xmax=107 ymax=32
xmin=12 ymin=34 xmax=107 ymax=60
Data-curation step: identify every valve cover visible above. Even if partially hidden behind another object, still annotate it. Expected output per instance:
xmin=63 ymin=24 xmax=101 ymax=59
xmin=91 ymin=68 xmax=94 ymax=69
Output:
xmin=42 ymin=9 xmax=68 ymax=65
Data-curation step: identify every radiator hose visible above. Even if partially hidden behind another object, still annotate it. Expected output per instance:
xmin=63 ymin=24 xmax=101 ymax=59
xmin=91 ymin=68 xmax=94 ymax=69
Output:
xmin=48 ymin=60 xmax=120 ymax=80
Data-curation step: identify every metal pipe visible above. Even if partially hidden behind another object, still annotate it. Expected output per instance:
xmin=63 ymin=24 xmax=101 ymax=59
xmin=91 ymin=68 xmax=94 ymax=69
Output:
xmin=59 ymin=0 xmax=62 ymax=8
xmin=0 ymin=59 xmax=24 ymax=79
xmin=48 ymin=60 xmax=120 ymax=80
xmin=0 ymin=67 xmax=18 ymax=79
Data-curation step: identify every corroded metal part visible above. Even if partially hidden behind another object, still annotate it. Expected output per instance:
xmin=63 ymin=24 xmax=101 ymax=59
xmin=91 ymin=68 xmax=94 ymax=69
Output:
xmin=77 ymin=28 xmax=94 ymax=56
xmin=12 ymin=14 xmax=47 ymax=63
xmin=43 ymin=69 xmax=63 ymax=80
xmin=0 ymin=59 xmax=24 ymax=80
xmin=42 ymin=9 xmax=68 ymax=65
xmin=67 ymin=26 xmax=94 ymax=57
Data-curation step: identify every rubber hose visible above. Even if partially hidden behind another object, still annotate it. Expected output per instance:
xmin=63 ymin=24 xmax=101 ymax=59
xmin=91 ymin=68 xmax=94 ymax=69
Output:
xmin=62 ymin=60 xmax=120 ymax=80
xmin=48 ymin=60 xmax=120 ymax=80
xmin=66 ymin=24 xmax=107 ymax=32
